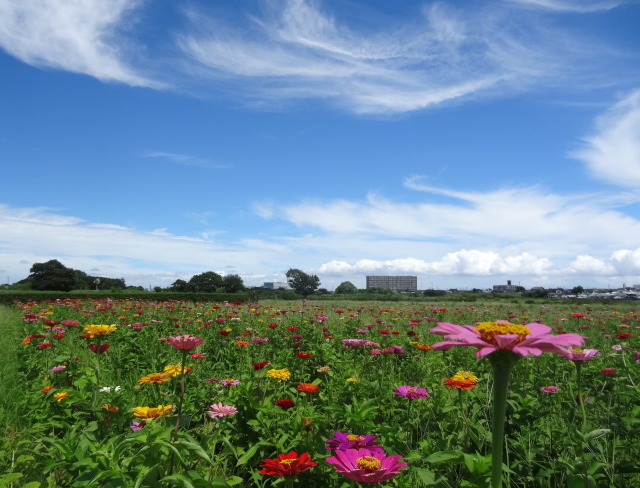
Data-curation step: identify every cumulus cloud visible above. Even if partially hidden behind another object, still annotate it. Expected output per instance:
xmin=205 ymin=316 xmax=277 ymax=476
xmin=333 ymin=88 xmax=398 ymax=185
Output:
xmin=571 ymin=90 xmax=640 ymax=188
xmin=316 ymin=251 xmax=553 ymax=277
xmin=0 ymin=0 xmax=155 ymax=86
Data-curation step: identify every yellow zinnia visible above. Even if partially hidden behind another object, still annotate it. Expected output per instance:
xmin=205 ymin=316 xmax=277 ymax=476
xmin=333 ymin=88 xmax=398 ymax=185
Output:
xmin=266 ymin=368 xmax=291 ymax=382
xmin=163 ymin=364 xmax=186 ymax=377
xmin=84 ymin=324 xmax=117 ymax=337
xmin=132 ymin=405 xmax=173 ymax=420
xmin=53 ymin=392 xmax=69 ymax=402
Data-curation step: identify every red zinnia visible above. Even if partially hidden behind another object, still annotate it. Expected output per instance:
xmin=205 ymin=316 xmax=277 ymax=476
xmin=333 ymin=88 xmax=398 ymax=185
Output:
xmin=616 ymin=333 xmax=633 ymax=339
xmin=275 ymin=399 xmax=295 ymax=410
xmin=89 ymin=343 xmax=111 ymax=353
xmin=296 ymin=383 xmax=319 ymax=394
xmin=252 ymin=361 xmax=270 ymax=370
xmin=259 ymin=451 xmax=316 ymax=477
xmin=295 ymin=352 xmax=313 ymax=359
xmin=601 ymin=368 xmax=616 ymax=375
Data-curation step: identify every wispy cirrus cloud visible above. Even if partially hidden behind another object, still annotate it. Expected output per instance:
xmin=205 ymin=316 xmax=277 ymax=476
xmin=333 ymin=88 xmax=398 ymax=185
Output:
xmin=571 ymin=90 xmax=640 ymax=188
xmin=0 ymin=0 xmax=156 ymax=86
xmin=178 ymin=0 xmax=617 ymax=113
xmin=143 ymin=151 xmax=231 ymax=170
xmin=506 ymin=0 xmax=631 ymax=12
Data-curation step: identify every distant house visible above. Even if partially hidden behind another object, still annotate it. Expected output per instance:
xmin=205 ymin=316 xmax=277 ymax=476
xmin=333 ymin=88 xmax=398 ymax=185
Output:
xmin=366 ymin=276 xmax=417 ymax=292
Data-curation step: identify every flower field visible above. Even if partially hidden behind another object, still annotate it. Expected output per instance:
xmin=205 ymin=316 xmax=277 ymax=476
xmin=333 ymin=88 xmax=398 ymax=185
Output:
xmin=1 ymin=298 xmax=639 ymax=487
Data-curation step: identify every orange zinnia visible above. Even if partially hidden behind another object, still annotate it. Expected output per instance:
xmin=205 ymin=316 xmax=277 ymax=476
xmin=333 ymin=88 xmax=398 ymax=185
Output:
xmin=138 ymin=372 xmax=170 ymax=384
xmin=296 ymin=383 xmax=320 ymax=394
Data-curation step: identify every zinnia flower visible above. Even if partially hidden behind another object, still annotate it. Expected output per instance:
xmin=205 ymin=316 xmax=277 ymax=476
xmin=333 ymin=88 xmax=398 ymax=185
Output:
xmin=430 ymin=321 xmax=584 ymax=358
xmin=275 ymin=399 xmax=295 ymax=410
xmin=540 ymin=386 xmax=559 ymax=393
xmin=132 ymin=405 xmax=173 ymax=420
xmin=138 ymin=372 xmax=170 ymax=385
xmin=394 ymin=385 xmax=429 ymax=399
xmin=163 ymin=364 xmax=190 ymax=377
xmin=219 ymin=378 xmax=240 ymax=387
xmin=297 ymin=383 xmax=319 ymax=394
xmin=295 ymin=352 xmax=313 ymax=358
xmin=252 ymin=361 xmax=270 ymax=370
xmin=48 ymin=365 xmax=66 ymax=374
xmin=326 ymin=432 xmax=384 ymax=454
xmin=41 ymin=385 xmax=55 ymax=393
xmin=561 ymin=347 xmax=599 ymax=361
xmin=443 ymin=371 xmax=478 ymax=390
xmin=88 ymin=343 xmax=111 ymax=353
xmin=601 ymin=368 xmax=616 ymax=375
xmin=326 ymin=448 xmax=407 ymax=484
xmin=53 ymin=392 xmax=69 ymax=402
xmin=84 ymin=324 xmax=117 ymax=337
xmin=259 ymin=451 xmax=317 ymax=477
xmin=208 ymin=403 xmax=238 ymax=418
xmin=167 ymin=335 xmax=203 ymax=351
xmin=266 ymin=368 xmax=291 ymax=382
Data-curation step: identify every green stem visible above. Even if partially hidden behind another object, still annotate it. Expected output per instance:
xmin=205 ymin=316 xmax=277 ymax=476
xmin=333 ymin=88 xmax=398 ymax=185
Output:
xmin=488 ymin=351 xmax=519 ymax=488
xmin=575 ymin=362 xmax=587 ymax=428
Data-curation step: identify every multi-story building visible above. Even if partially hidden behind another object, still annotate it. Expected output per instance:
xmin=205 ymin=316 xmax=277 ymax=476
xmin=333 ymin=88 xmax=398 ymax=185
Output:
xmin=492 ymin=280 xmax=519 ymax=293
xmin=366 ymin=276 xmax=417 ymax=292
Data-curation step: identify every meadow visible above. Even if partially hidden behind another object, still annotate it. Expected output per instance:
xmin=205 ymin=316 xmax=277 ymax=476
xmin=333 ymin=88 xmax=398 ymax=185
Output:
xmin=0 ymin=298 xmax=638 ymax=488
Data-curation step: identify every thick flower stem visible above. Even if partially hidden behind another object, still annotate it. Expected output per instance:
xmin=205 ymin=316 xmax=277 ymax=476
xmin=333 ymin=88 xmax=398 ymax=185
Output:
xmin=488 ymin=351 xmax=519 ymax=488
xmin=575 ymin=362 xmax=587 ymax=428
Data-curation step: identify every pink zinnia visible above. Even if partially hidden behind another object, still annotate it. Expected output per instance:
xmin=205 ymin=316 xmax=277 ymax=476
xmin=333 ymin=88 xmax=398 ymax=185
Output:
xmin=560 ymin=348 xmax=599 ymax=361
xmin=208 ymin=403 xmax=238 ymax=418
xmin=394 ymin=385 xmax=429 ymax=399
xmin=430 ymin=321 xmax=584 ymax=358
xmin=539 ymin=385 xmax=559 ymax=393
xmin=325 ymin=432 xmax=384 ymax=454
xmin=167 ymin=335 xmax=204 ymax=351
xmin=326 ymin=448 xmax=407 ymax=484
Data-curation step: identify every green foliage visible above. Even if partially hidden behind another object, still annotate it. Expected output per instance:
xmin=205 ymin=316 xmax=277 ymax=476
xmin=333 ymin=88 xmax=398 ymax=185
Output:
xmin=285 ymin=268 xmax=320 ymax=297
xmin=334 ymin=281 xmax=358 ymax=294
xmin=188 ymin=272 xmax=224 ymax=293
xmin=29 ymin=259 xmax=76 ymax=291
xmin=222 ymin=275 xmax=245 ymax=293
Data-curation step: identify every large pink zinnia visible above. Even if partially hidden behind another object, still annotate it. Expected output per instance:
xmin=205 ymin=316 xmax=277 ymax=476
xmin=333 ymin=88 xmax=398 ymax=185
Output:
xmin=167 ymin=335 xmax=204 ymax=351
xmin=326 ymin=448 xmax=407 ymax=484
xmin=430 ymin=321 xmax=584 ymax=358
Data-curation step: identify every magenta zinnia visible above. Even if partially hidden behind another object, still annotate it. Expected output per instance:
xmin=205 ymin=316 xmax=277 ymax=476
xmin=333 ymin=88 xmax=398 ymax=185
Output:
xmin=326 ymin=448 xmax=407 ymax=484
xmin=561 ymin=347 xmax=599 ymax=361
xmin=325 ymin=432 xmax=384 ymax=454
xmin=394 ymin=385 xmax=429 ymax=399
xmin=166 ymin=335 xmax=204 ymax=351
xmin=430 ymin=321 xmax=584 ymax=358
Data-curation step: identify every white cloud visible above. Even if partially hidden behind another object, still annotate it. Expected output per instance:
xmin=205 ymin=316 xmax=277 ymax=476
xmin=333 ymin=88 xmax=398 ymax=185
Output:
xmin=177 ymin=0 xmax=606 ymax=113
xmin=264 ymin=180 xmax=640 ymax=253
xmin=507 ymin=0 xmax=629 ymax=12
xmin=0 ymin=0 xmax=155 ymax=86
xmin=571 ymin=90 xmax=640 ymax=188
xmin=316 ymin=251 xmax=553 ymax=277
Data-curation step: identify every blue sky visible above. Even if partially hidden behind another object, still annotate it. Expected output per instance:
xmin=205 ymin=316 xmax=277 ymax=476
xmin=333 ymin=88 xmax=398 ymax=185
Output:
xmin=1 ymin=0 xmax=640 ymax=291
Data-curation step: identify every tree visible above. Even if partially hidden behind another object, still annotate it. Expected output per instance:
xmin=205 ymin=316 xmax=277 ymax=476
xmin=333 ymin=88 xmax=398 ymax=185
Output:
xmin=335 ymin=281 xmax=358 ymax=294
xmin=222 ymin=274 xmax=245 ymax=293
xmin=169 ymin=279 xmax=189 ymax=292
xmin=29 ymin=259 xmax=75 ymax=291
xmin=572 ymin=285 xmax=584 ymax=295
xmin=188 ymin=271 xmax=223 ymax=292
xmin=285 ymin=268 xmax=320 ymax=297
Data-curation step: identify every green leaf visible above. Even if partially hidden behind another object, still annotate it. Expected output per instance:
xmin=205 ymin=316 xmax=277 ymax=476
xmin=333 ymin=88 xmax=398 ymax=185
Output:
xmin=236 ymin=443 xmax=262 ymax=467
xmin=413 ymin=467 xmax=437 ymax=485
xmin=159 ymin=474 xmax=195 ymax=488
xmin=425 ymin=450 xmax=463 ymax=465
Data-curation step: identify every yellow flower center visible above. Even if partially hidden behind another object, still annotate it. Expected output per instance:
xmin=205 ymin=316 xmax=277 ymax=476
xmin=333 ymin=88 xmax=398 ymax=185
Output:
xmin=357 ymin=456 xmax=381 ymax=471
xmin=474 ymin=321 xmax=531 ymax=346
xmin=279 ymin=458 xmax=297 ymax=465
xmin=572 ymin=348 xmax=584 ymax=353
xmin=453 ymin=371 xmax=478 ymax=382
xmin=347 ymin=434 xmax=365 ymax=443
